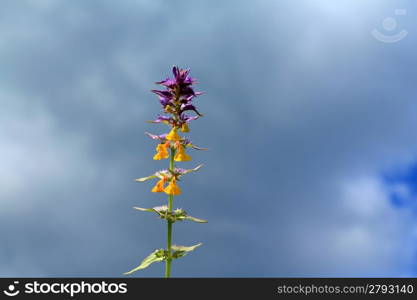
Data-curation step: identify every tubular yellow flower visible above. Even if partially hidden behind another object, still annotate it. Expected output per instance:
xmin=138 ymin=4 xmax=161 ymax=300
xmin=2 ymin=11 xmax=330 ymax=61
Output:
xmin=166 ymin=127 xmax=181 ymax=141
xmin=164 ymin=178 xmax=181 ymax=195
xmin=174 ymin=143 xmax=191 ymax=162
xmin=153 ymin=143 xmax=169 ymax=160
xmin=151 ymin=177 xmax=167 ymax=193
xmin=181 ymin=123 xmax=189 ymax=133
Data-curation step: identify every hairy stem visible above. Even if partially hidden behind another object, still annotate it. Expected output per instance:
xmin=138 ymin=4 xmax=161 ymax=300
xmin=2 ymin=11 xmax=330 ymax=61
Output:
xmin=165 ymin=148 xmax=175 ymax=278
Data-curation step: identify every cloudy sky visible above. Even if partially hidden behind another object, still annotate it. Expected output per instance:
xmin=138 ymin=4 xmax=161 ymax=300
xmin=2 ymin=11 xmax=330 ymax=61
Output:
xmin=1 ymin=0 xmax=417 ymax=277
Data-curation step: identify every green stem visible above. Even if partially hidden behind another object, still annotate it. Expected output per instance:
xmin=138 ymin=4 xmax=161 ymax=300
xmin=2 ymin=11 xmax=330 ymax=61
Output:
xmin=165 ymin=148 xmax=175 ymax=278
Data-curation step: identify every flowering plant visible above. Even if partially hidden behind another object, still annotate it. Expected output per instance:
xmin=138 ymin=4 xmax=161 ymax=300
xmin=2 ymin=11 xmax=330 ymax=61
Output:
xmin=125 ymin=66 xmax=207 ymax=277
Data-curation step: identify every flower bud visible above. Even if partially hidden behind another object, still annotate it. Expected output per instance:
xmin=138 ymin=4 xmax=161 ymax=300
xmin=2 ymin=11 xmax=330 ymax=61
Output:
xmin=181 ymin=123 xmax=189 ymax=133
xmin=166 ymin=127 xmax=181 ymax=141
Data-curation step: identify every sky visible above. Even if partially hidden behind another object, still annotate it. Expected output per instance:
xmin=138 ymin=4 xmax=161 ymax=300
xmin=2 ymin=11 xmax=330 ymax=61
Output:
xmin=1 ymin=0 xmax=417 ymax=277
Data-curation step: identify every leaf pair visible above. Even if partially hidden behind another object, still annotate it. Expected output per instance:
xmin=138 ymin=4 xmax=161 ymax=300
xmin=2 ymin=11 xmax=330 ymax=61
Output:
xmin=124 ymin=243 xmax=202 ymax=275
xmin=145 ymin=132 xmax=208 ymax=151
xmin=134 ymin=206 xmax=207 ymax=223
xmin=135 ymin=164 xmax=204 ymax=182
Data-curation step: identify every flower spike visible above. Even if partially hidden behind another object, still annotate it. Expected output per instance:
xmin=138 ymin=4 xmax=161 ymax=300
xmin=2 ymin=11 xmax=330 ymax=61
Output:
xmin=128 ymin=66 xmax=206 ymax=277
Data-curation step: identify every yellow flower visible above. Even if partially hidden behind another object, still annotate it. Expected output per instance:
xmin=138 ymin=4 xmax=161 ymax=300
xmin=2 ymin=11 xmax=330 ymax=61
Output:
xmin=164 ymin=178 xmax=181 ymax=195
xmin=153 ymin=143 xmax=169 ymax=160
xmin=166 ymin=127 xmax=181 ymax=141
xmin=181 ymin=123 xmax=189 ymax=133
xmin=174 ymin=143 xmax=191 ymax=162
xmin=151 ymin=177 xmax=167 ymax=193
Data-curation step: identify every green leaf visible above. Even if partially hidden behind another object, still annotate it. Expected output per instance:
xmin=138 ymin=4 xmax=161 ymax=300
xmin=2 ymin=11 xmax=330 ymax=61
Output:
xmin=172 ymin=243 xmax=202 ymax=259
xmin=185 ymin=216 xmax=208 ymax=223
xmin=152 ymin=205 xmax=169 ymax=212
xmin=134 ymin=175 xmax=157 ymax=182
xmin=133 ymin=206 xmax=168 ymax=220
xmin=172 ymin=243 xmax=202 ymax=252
xmin=172 ymin=209 xmax=206 ymax=223
xmin=182 ymin=164 xmax=204 ymax=175
xmin=186 ymin=143 xmax=209 ymax=151
xmin=133 ymin=207 xmax=155 ymax=213
xmin=134 ymin=205 xmax=168 ymax=213
xmin=124 ymin=249 xmax=166 ymax=275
